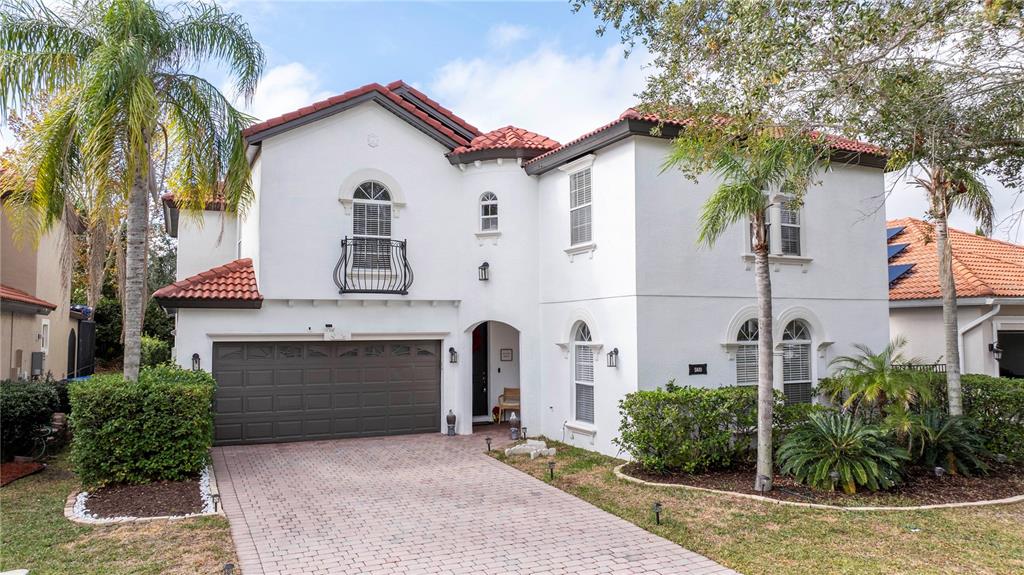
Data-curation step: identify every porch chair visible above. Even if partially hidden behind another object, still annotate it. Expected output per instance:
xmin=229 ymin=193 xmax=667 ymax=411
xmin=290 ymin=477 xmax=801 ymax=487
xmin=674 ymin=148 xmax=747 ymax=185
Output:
xmin=497 ymin=388 xmax=521 ymax=423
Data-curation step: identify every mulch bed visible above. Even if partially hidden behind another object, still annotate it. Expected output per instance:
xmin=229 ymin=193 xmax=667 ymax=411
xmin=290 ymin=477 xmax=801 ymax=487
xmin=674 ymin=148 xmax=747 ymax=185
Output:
xmin=622 ymin=462 xmax=1024 ymax=506
xmin=1 ymin=461 xmax=46 ymax=487
xmin=85 ymin=479 xmax=203 ymax=518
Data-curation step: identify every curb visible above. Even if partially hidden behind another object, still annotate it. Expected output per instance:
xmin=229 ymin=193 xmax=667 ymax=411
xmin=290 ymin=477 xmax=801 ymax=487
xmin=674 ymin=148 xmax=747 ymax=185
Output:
xmin=612 ymin=464 xmax=1024 ymax=512
xmin=64 ymin=465 xmax=225 ymax=525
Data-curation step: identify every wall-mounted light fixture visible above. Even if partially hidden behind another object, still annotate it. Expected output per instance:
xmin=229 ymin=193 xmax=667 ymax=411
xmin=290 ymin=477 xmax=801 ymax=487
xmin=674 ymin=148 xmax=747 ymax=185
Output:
xmin=606 ymin=347 xmax=619 ymax=368
xmin=478 ymin=262 xmax=490 ymax=281
xmin=448 ymin=347 xmax=458 ymax=364
xmin=191 ymin=353 xmax=201 ymax=371
xmin=989 ymin=342 xmax=1003 ymax=361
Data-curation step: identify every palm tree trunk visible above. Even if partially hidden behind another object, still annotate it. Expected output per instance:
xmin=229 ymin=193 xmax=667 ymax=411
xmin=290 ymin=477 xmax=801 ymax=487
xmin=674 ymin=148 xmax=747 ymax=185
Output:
xmin=86 ymin=217 xmax=108 ymax=308
xmin=753 ymin=236 xmax=774 ymax=492
xmin=935 ymin=215 xmax=963 ymax=415
xmin=122 ymin=159 xmax=150 ymax=381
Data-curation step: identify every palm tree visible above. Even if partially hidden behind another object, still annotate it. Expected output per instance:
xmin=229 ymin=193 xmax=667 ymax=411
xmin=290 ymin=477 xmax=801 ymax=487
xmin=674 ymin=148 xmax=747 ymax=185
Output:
xmin=824 ymin=337 xmax=934 ymax=417
xmin=914 ymin=165 xmax=994 ymax=416
xmin=666 ymin=129 xmax=821 ymax=492
xmin=1 ymin=0 xmax=264 ymax=380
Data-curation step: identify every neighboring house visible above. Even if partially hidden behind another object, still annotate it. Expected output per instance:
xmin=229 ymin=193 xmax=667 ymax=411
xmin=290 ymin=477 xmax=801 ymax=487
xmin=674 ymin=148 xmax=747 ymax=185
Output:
xmin=887 ymin=217 xmax=1024 ymax=377
xmin=156 ymin=80 xmax=890 ymax=455
xmin=1 ymin=194 xmax=94 ymax=380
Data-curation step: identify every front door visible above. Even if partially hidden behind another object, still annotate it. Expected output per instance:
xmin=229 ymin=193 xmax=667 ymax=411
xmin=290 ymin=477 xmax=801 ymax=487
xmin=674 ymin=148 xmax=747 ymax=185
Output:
xmin=472 ymin=323 xmax=489 ymax=417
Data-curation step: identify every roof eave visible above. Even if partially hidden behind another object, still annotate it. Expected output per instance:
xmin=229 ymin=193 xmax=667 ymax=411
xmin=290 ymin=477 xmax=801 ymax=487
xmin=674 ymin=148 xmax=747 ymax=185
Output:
xmin=154 ymin=297 xmax=263 ymax=311
xmin=447 ymin=147 xmax=551 ymax=165
xmin=0 ymin=299 xmax=54 ymax=315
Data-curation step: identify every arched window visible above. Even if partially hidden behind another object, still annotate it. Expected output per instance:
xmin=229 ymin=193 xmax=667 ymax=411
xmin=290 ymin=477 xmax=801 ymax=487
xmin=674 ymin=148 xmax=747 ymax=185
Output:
xmin=352 ymin=181 xmax=392 ymax=269
xmin=480 ymin=192 xmax=498 ymax=231
xmin=782 ymin=320 xmax=813 ymax=404
xmin=736 ymin=319 xmax=758 ymax=386
xmin=573 ymin=322 xmax=595 ymax=424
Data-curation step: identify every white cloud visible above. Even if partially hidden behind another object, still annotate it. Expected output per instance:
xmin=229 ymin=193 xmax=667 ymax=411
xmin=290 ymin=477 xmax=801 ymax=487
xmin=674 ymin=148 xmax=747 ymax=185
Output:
xmin=232 ymin=62 xmax=332 ymax=122
xmin=487 ymin=24 xmax=530 ymax=50
xmin=429 ymin=44 xmax=650 ymax=144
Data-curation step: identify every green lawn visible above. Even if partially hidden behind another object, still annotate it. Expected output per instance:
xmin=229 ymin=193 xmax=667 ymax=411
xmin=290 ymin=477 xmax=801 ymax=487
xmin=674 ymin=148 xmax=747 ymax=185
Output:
xmin=493 ymin=441 xmax=1024 ymax=575
xmin=0 ymin=454 xmax=237 ymax=575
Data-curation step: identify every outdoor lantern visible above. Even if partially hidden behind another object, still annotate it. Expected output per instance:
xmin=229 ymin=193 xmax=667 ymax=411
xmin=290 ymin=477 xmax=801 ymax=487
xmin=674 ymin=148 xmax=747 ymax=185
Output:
xmin=449 ymin=347 xmax=458 ymax=363
xmin=547 ymin=459 xmax=555 ymax=480
xmin=485 ymin=437 xmax=492 ymax=452
xmin=223 ymin=564 xmax=235 ymax=575
xmin=478 ymin=261 xmax=490 ymax=281
xmin=446 ymin=409 xmax=457 ymax=436
xmin=989 ymin=342 xmax=1004 ymax=360
xmin=606 ymin=347 xmax=619 ymax=368
xmin=757 ymin=474 xmax=771 ymax=495
xmin=521 ymin=426 xmax=528 ymax=440
xmin=996 ymin=453 xmax=1008 ymax=464
xmin=191 ymin=353 xmax=201 ymax=371
xmin=508 ymin=412 xmax=520 ymax=440
xmin=829 ymin=470 xmax=840 ymax=486
xmin=653 ymin=501 xmax=663 ymax=525
xmin=934 ymin=466 xmax=946 ymax=478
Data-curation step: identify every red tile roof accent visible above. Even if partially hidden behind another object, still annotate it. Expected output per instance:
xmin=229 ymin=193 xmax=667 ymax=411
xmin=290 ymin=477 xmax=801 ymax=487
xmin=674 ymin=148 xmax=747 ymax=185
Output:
xmin=242 ymin=82 xmax=473 ymax=147
xmin=385 ymin=81 xmax=482 ymax=137
xmin=887 ymin=217 xmax=1024 ymax=301
xmin=153 ymin=258 xmax=263 ymax=303
xmin=450 ymin=126 xmax=560 ymax=155
xmin=525 ymin=109 xmax=885 ymax=166
xmin=0 ymin=283 xmax=57 ymax=310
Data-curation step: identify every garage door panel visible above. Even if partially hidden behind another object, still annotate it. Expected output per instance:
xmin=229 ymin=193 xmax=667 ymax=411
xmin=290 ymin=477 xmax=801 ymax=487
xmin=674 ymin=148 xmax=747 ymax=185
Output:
xmin=213 ymin=340 xmax=441 ymax=445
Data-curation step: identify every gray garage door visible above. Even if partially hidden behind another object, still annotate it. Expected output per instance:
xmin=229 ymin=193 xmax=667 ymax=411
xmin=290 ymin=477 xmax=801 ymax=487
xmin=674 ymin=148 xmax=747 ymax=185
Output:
xmin=211 ymin=340 xmax=441 ymax=445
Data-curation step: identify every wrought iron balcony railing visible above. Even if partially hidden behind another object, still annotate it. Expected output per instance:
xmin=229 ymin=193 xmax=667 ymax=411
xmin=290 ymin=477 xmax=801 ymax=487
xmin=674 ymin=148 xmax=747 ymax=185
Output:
xmin=333 ymin=237 xmax=414 ymax=295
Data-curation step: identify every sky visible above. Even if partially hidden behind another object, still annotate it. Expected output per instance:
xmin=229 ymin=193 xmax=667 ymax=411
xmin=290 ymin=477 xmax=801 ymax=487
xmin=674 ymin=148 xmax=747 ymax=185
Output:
xmin=2 ymin=0 xmax=1020 ymax=241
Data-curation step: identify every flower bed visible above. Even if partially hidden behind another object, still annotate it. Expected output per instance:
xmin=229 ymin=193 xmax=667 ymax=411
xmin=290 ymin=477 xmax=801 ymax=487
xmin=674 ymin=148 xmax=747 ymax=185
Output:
xmin=67 ymin=467 xmax=218 ymax=523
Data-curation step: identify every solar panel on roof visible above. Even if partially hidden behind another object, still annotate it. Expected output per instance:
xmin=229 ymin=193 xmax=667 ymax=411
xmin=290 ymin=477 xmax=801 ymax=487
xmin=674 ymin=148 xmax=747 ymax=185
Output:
xmin=889 ymin=263 xmax=914 ymax=284
xmin=888 ymin=243 xmax=909 ymax=259
xmin=886 ymin=226 xmax=906 ymax=241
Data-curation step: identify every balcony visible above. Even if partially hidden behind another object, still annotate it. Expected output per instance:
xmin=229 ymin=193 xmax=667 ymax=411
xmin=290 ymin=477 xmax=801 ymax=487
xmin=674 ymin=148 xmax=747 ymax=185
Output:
xmin=333 ymin=237 xmax=414 ymax=295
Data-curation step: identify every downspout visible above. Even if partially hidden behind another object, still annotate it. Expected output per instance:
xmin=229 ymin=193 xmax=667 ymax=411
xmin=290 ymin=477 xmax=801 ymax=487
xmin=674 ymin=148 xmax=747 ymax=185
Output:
xmin=958 ymin=299 xmax=1000 ymax=375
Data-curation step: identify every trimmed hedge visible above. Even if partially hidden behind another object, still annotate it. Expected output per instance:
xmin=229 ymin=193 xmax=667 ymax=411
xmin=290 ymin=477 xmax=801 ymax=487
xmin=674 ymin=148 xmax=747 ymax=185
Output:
xmin=0 ymin=379 xmax=59 ymax=461
xmin=69 ymin=365 xmax=216 ymax=486
xmin=616 ymin=384 xmax=823 ymax=474
xmin=140 ymin=335 xmax=171 ymax=367
xmin=960 ymin=375 xmax=1024 ymax=462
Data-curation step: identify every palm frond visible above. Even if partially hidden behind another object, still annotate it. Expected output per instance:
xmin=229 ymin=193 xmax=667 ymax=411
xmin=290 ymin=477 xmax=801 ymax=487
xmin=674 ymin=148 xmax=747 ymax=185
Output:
xmin=947 ymin=167 xmax=994 ymax=235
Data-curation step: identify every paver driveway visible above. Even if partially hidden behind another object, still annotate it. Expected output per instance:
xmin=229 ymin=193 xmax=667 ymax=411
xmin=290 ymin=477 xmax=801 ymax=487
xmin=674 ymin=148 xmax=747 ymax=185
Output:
xmin=212 ymin=432 xmax=740 ymax=575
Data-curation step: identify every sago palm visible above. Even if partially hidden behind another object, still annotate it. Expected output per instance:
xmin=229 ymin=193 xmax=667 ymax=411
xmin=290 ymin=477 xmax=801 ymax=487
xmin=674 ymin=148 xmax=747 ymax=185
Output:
xmin=1 ymin=0 xmax=264 ymax=379
xmin=665 ymin=128 xmax=822 ymax=491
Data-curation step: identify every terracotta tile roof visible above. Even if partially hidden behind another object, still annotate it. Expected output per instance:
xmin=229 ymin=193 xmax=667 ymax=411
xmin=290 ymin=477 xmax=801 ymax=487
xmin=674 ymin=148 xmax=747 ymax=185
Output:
xmin=887 ymin=217 xmax=1024 ymax=301
xmin=242 ymin=81 xmax=474 ymax=147
xmin=385 ymin=81 xmax=482 ymax=137
xmin=0 ymin=283 xmax=57 ymax=310
xmin=525 ymin=108 xmax=886 ymax=167
xmin=450 ymin=126 xmax=560 ymax=156
xmin=152 ymin=258 xmax=263 ymax=306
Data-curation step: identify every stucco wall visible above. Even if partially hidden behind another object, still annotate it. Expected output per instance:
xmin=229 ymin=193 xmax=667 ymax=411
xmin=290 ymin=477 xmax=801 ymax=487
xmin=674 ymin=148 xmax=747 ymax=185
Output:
xmin=176 ymin=211 xmax=239 ymax=280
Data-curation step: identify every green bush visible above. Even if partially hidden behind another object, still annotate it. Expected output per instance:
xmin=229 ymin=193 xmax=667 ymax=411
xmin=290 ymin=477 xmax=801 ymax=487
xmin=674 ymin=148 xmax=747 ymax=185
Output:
xmin=69 ymin=365 xmax=215 ymax=486
xmin=616 ymin=384 xmax=810 ymax=474
xmin=0 ymin=379 xmax=59 ymax=460
xmin=140 ymin=335 xmax=172 ymax=367
xmin=911 ymin=411 xmax=988 ymax=476
xmin=777 ymin=411 xmax=910 ymax=494
xmin=960 ymin=375 xmax=1024 ymax=462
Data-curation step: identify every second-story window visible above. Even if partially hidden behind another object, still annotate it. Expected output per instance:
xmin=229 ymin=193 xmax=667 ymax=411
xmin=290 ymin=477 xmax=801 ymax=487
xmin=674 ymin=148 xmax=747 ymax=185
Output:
xmin=480 ymin=192 xmax=498 ymax=231
xmin=353 ymin=181 xmax=392 ymax=269
xmin=569 ymin=168 xmax=592 ymax=245
xmin=780 ymin=205 xmax=801 ymax=256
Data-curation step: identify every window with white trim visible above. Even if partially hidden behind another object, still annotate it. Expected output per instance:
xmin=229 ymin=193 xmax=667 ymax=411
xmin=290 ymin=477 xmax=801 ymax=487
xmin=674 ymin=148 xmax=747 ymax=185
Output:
xmin=736 ymin=319 xmax=758 ymax=385
xmin=782 ymin=320 xmax=813 ymax=404
xmin=480 ymin=192 xmax=498 ymax=231
xmin=780 ymin=205 xmax=801 ymax=256
xmin=352 ymin=181 xmax=392 ymax=269
xmin=569 ymin=169 xmax=592 ymax=245
xmin=40 ymin=319 xmax=50 ymax=354
xmin=573 ymin=322 xmax=595 ymax=424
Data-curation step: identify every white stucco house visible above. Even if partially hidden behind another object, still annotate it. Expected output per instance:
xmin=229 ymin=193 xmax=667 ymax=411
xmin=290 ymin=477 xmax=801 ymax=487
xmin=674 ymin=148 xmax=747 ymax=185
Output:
xmin=887 ymin=217 xmax=1024 ymax=376
xmin=155 ymin=80 xmax=890 ymax=455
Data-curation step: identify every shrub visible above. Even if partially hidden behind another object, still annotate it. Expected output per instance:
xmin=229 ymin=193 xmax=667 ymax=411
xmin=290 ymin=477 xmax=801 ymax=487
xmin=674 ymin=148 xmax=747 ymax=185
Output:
xmin=777 ymin=411 xmax=909 ymax=494
xmin=140 ymin=335 xmax=172 ymax=367
xmin=51 ymin=377 xmax=72 ymax=413
xmin=0 ymin=379 xmax=59 ymax=460
xmin=911 ymin=412 xmax=988 ymax=476
xmin=960 ymin=375 xmax=1024 ymax=462
xmin=69 ymin=365 xmax=216 ymax=486
xmin=616 ymin=384 xmax=809 ymax=474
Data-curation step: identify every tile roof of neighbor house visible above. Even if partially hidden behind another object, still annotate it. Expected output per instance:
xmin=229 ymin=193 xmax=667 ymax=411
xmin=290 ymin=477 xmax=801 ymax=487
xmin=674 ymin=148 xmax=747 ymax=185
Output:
xmin=242 ymin=81 xmax=478 ymax=147
xmin=152 ymin=258 xmax=263 ymax=307
xmin=0 ymin=283 xmax=58 ymax=310
xmin=887 ymin=217 xmax=1024 ymax=301
xmin=450 ymin=126 xmax=560 ymax=155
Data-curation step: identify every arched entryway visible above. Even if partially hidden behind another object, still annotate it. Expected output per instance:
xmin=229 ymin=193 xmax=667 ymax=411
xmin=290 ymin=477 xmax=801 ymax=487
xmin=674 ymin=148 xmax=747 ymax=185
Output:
xmin=466 ymin=320 xmax=521 ymax=424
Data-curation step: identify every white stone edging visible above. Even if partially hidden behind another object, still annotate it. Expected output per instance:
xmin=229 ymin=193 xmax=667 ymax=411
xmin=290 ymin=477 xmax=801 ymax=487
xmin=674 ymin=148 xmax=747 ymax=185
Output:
xmin=64 ymin=465 xmax=224 ymax=525
xmin=612 ymin=464 xmax=1024 ymax=512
